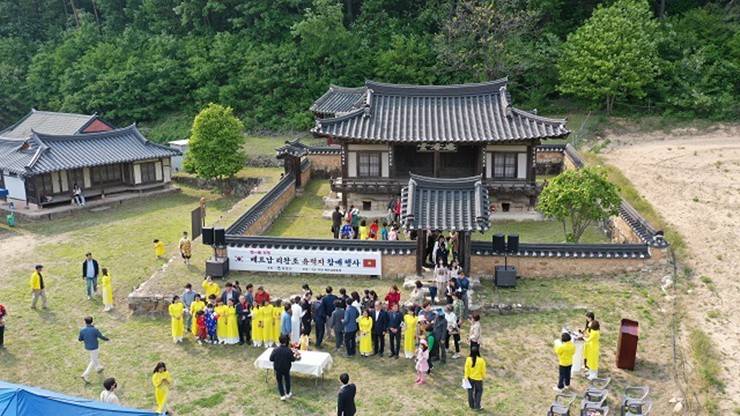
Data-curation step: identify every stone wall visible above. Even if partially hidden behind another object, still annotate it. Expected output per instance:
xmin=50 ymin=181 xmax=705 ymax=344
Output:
xmin=300 ymin=162 xmax=312 ymax=189
xmin=536 ymin=150 xmax=564 ymax=175
xmin=607 ymin=215 xmax=643 ymax=244
xmin=308 ymin=154 xmax=341 ymax=178
xmin=381 ymin=254 xmax=417 ymax=279
xmin=242 ymin=184 xmax=295 ymax=235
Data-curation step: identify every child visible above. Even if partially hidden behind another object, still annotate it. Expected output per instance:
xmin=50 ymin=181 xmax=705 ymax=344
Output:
xmin=205 ymin=303 xmax=219 ymax=344
xmin=195 ymin=310 xmax=207 ymax=344
xmin=554 ymin=332 xmax=576 ymax=392
xmin=153 ymin=239 xmax=165 ymax=259
xmin=415 ymin=339 xmax=429 ymax=384
xmin=252 ymin=302 xmax=263 ymax=347
xmin=380 ymin=222 xmax=388 ymax=240
xmin=168 ymin=295 xmax=185 ymax=343
xmin=299 ymin=331 xmax=310 ymax=351
xmin=100 ymin=268 xmax=114 ymax=312
xmin=214 ymin=299 xmax=228 ymax=344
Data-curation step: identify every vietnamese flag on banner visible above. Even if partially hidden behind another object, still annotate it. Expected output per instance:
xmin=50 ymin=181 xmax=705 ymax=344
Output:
xmin=363 ymin=259 xmax=376 ymax=268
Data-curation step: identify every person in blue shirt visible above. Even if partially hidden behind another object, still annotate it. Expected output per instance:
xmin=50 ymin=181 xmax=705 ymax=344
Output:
xmin=280 ymin=303 xmax=292 ymax=337
xmin=342 ymin=299 xmax=359 ymax=357
xmin=387 ymin=302 xmax=404 ymax=358
xmin=78 ymin=316 xmax=109 ymax=383
xmin=321 ymin=286 xmax=337 ymax=339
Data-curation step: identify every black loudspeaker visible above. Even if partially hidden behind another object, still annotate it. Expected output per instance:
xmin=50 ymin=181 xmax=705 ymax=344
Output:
xmin=214 ymin=228 xmax=226 ymax=246
xmin=492 ymin=234 xmax=505 ymax=252
xmin=507 ymin=234 xmax=519 ymax=253
xmin=202 ymin=227 xmax=214 ymax=245
xmin=495 ymin=266 xmax=517 ymax=287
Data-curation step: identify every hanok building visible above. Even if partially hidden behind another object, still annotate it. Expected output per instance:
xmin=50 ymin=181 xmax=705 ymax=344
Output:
xmin=0 ymin=110 xmax=180 ymax=208
xmin=310 ymin=79 xmax=570 ymax=213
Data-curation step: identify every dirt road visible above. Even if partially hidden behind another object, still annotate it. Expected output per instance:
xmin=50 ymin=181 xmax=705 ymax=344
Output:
xmin=601 ymin=124 xmax=739 ymax=411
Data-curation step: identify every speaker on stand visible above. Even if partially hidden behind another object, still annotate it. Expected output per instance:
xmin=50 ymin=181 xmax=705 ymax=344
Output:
xmin=495 ymin=234 xmax=518 ymax=287
xmin=492 ymin=234 xmax=505 ymax=253
xmin=202 ymin=227 xmax=214 ymax=246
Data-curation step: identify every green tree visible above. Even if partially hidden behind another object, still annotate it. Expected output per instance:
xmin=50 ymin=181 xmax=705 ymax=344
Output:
xmin=184 ymin=103 xmax=246 ymax=180
xmin=557 ymin=0 xmax=659 ymax=111
xmin=538 ymin=166 xmax=622 ymax=243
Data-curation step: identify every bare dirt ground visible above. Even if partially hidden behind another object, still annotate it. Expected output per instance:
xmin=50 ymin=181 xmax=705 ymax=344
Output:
xmin=601 ymin=122 xmax=740 ymax=411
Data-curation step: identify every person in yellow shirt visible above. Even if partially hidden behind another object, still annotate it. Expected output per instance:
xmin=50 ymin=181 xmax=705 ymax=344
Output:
xmin=153 ymin=239 xmax=165 ymax=259
xmin=272 ymin=299 xmax=283 ymax=347
xmin=358 ymin=221 xmax=369 ymax=240
xmin=202 ymin=277 xmax=220 ymax=300
xmin=29 ymin=265 xmax=48 ymax=309
xmin=251 ymin=302 xmax=264 ymax=347
xmin=262 ymin=301 xmax=275 ymax=348
xmin=464 ymin=345 xmax=487 ymax=411
xmin=553 ymin=332 xmax=576 ymax=391
xmin=178 ymin=231 xmax=192 ymax=265
xmin=584 ymin=320 xmax=601 ymax=380
xmin=223 ymin=299 xmax=239 ymax=344
xmin=403 ymin=307 xmax=419 ymax=358
xmin=214 ymin=299 xmax=228 ymax=344
xmin=358 ymin=309 xmax=373 ymax=357
xmin=189 ymin=294 xmax=205 ymax=336
xmin=100 ymin=268 xmax=114 ymax=312
xmin=168 ymin=296 xmax=185 ymax=343
xmin=151 ymin=362 xmax=171 ymax=413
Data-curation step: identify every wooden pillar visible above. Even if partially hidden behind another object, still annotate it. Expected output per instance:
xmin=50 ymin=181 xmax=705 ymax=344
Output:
xmin=433 ymin=150 xmax=440 ymax=177
xmin=526 ymin=144 xmax=535 ymax=183
xmin=462 ymin=232 xmax=472 ymax=274
xmin=416 ymin=229 xmax=425 ymax=276
xmin=341 ymin=142 xmax=348 ymax=208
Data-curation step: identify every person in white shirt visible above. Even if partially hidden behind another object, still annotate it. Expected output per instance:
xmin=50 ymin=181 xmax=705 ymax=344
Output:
xmin=100 ymin=378 xmax=120 ymax=405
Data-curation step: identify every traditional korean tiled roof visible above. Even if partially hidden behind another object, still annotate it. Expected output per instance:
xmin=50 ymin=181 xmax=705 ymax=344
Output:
xmin=0 ymin=125 xmax=180 ymax=176
xmin=401 ymin=173 xmax=490 ymax=232
xmin=275 ymin=139 xmax=310 ymax=159
xmin=275 ymin=139 xmax=341 ymax=159
xmin=0 ymin=109 xmax=112 ymax=139
xmin=309 ymin=85 xmax=367 ymax=117
xmin=311 ymin=79 xmax=569 ymax=143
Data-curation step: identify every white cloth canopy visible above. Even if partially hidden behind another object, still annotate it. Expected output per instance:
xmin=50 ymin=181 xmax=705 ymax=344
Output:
xmin=254 ymin=348 xmax=334 ymax=377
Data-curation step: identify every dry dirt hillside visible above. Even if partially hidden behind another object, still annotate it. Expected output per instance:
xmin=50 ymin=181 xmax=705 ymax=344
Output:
xmin=601 ymin=122 xmax=739 ymax=412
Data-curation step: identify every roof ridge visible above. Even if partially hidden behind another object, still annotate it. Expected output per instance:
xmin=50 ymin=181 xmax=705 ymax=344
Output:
xmin=31 ymin=110 xmax=95 ymax=118
xmin=32 ymin=124 xmax=138 ymax=141
xmin=329 ymin=84 xmax=367 ymax=93
xmin=365 ymin=78 xmax=508 ymax=96
xmin=510 ymin=107 xmax=568 ymax=125
xmin=313 ymin=107 xmax=366 ymax=127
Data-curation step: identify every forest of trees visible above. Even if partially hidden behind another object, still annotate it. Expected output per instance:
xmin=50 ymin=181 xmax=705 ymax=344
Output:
xmin=0 ymin=0 xmax=736 ymax=134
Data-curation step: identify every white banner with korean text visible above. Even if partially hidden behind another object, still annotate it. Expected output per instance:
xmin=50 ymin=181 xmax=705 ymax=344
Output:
xmin=228 ymin=246 xmax=382 ymax=276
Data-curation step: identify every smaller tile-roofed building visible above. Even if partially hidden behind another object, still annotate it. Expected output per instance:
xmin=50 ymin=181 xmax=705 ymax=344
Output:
xmin=0 ymin=109 xmax=114 ymax=139
xmin=0 ymin=121 xmax=179 ymax=208
xmin=401 ymin=173 xmax=490 ymax=232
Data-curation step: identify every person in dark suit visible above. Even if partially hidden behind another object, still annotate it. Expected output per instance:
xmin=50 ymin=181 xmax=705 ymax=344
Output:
xmin=269 ymin=334 xmax=296 ymax=400
xmin=387 ymin=302 xmax=404 ymax=358
xmin=82 ymin=252 xmax=100 ymax=300
xmin=235 ymin=295 xmax=251 ymax=345
xmin=342 ymin=299 xmax=359 ymax=356
xmin=220 ymin=282 xmax=241 ymax=306
xmin=337 ymin=373 xmax=356 ymax=416
xmin=371 ymin=301 xmax=388 ymax=356
xmin=322 ymin=286 xmax=337 ymax=338
xmin=313 ymin=295 xmax=326 ymax=348
xmin=331 ymin=206 xmax=344 ymax=239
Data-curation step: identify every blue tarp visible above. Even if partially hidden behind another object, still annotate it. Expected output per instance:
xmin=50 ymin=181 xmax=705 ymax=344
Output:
xmin=0 ymin=380 xmax=160 ymax=416
xmin=0 ymin=189 xmax=8 ymax=197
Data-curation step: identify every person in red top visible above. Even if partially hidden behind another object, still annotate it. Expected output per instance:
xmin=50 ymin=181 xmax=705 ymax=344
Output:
xmin=393 ymin=197 xmax=402 ymax=222
xmin=255 ymin=286 xmax=270 ymax=305
xmin=384 ymin=285 xmax=401 ymax=308
xmin=195 ymin=310 xmax=207 ymax=344
xmin=369 ymin=220 xmax=380 ymax=240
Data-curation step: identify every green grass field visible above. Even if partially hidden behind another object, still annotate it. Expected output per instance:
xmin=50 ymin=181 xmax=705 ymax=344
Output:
xmin=0 ymin=168 xmax=678 ymax=415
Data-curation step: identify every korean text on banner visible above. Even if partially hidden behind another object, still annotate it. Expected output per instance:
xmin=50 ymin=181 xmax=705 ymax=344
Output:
xmin=228 ymin=247 xmax=382 ymax=276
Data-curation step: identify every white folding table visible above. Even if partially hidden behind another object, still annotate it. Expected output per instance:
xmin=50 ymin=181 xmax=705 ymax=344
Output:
xmin=254 ymin=348 xmax=333 ymax=385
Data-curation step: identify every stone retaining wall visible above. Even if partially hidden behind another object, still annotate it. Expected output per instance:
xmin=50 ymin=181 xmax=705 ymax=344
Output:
xmin=307 ymin=154 xmax=341 ymax=178
xmin=241 ymin=184 xmax=295 ymax=236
